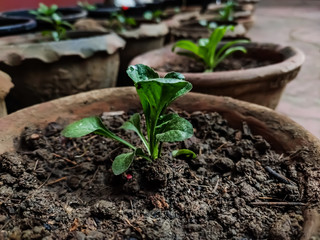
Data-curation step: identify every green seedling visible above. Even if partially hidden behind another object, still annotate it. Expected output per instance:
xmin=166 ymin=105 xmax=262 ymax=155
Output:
xmin=219 ymin=0 xmax=236 ymax=21
xmin=77 ymin=1 xmax=97 ymax=11
xmin=29 ymin=3 xmax=74 ymax=41
xmin=143 ymin=10 xmax=165 ymax=23
xmin=108 ymin=12 xmax=137 ymax=32
xmin=172 ymin=25 xmax=249 ymax=72
xmin=62 ymin=64 xmax=195 ymax=175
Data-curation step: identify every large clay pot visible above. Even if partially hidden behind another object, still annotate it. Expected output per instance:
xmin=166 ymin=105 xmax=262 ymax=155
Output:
xmin=0 ymin=31 xmax=125 ymax=112
xmin=130 ymin=43 xmax=305 ymax=109
xmin=0 ymin=87 xmax=319 ymax=239
xmin=0 ymin=70 xmax=13 ymax=117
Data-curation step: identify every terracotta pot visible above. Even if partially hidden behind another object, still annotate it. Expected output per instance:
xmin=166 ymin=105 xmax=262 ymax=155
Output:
xmin=130 ymin=42 xmax=305 ymax=109
xmin=0 ymin=70 xmax=13 ymax=117
xmin=0 ymin=87 xmax=319 ymax=239
xmin=0 ymin=31 xmax=125 ymax=113
xmin=117 ymin=23 xmax=169 ymax=86
xmin=169 ymin=19 xmax=247 ymax=42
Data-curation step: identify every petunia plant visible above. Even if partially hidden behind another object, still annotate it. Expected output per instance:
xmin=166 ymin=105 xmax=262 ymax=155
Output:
xmin=62 ymin=64 xmax=195 ymax=175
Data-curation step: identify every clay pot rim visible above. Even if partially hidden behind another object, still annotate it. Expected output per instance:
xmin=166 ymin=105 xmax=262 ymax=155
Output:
xmin=0 ymin=86 xmax=319 ymax=154
xmin=130 ymin=42 xmax=305 ymax=86
xmin=0 ymin=31 xmax=126 ymax=66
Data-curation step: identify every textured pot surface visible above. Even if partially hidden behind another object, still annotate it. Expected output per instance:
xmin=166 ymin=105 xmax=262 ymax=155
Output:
xmin=130 ymin=42 xmax=305 ymax=109
xmin=117 ymin=23 xmax=169 ymax=86
xmin=0 ymin=87 xmax=319 ymax=238
xmin=0 ymin=70 xmax=13 ymax=117
xmin=169 ymin=19 xmax=247 ymax=41
xmin=0 ymin=31 xmax=125 ymax=112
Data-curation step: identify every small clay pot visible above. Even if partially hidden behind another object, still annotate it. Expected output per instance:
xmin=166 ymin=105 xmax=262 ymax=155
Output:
xmin=0 ymin=31 xmax=125 ymax=112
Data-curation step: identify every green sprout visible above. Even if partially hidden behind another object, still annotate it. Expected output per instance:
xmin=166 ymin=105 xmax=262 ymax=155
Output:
xmin=143 ymin=10 xmax=165 ymax=23
xmin=219 ymin=0 xmax=236 ymax=21
xmin=77 ymin=1 xmax=97 ymax=11
xmin=62 ymin=64 xmax=195 ymax=175
xmin=172 ymin=25 xmax=249 ymax=72
xmin=107 ymin=12 xmax=137 ymax=32
xmin=29 ymin=3 xmax=74 ymax=41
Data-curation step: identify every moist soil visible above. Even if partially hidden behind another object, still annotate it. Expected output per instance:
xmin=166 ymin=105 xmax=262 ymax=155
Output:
xmin=0 ymin=110 xmax=318 ymax=239
xmin=155 ymin=52 xmax=279 ymax=73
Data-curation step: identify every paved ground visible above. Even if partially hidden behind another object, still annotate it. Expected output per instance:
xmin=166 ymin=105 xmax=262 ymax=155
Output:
xmin=247 ymin=0 xmax=320 ymax=138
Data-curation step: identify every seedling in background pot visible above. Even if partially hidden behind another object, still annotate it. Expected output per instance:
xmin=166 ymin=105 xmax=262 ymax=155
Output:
xmin=219 ymin=0 xmax=236 ymax=22
xmin=143 ymin=10 xmax=165 ymax=23
xmin=62 ymin=64 xmax=195 ymax=175
xmin=29 ymin=3 xmax=74 ymax=41
xmin=77 ymin=1 xmax=97 ymax=11
xmin=108 ymin=12 xmax=137 ymax=32
xmin=172 ymin=25 xmax=249 ymax=72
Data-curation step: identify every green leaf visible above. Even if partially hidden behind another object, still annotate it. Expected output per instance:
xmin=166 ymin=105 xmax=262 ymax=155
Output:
xmin=62 ymin=116 xmax=135 ymax=150
xmin=29 ymin=10 xmax=38 ymax=16
xmin=164 ymin=72 xmax=185 ymax=80
xmin=172 ymin=40 xmax=199 ymax=56
xmin=216 ymin=39 xmax=249 ymax=60
xmin=215 ymin=46 xmax=247 ymax=69
xmin=135 ymin=148 xmax=152 ymax=162
xmin=50 ymin=4 xmax=58 ymax=13
xmin=172 ymin=149 xmax=197 ymax=159
xmin=52 ymin=13 xmax=62 ymax=24
xmin=156 ymin=116 xmax=193 ymax=142
xmin=143 ymin=11 xmax=153 ymax=20
xmin=126 ymin=17 xmax=136 ymax=26
xmin=121 ymin=113 xmax=150 ymax=154
xmin=198 ymin=19 xmax=207 ymax=27
xmin=126 ymin=64 xmax=159 ymax=84
xmin=112 ymin=152 xmax=135 ymax=175
xmin=51 ymin=31 xmax=60 ymax=41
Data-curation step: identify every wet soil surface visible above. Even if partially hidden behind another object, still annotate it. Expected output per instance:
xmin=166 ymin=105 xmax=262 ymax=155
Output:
xmin=156 ymin=52 xmax=278 ymax=73
xmin=0 ymin=111 xmax=319 ymax=239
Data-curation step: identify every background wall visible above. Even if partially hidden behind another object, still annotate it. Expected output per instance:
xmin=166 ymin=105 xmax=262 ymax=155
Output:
xmin=0 ymin=0 xmax=102 ymax=11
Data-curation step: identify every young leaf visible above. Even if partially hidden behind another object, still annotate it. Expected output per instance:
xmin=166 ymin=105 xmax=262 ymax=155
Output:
xmin=172 ymin=40 xmax=199 ymax=56
xmin=121 ymin=113 xmax=150 ymax=154
xmin=62 ymin=116 xmax=135 ymax=150
xmin=156 ymin=116 xmax=193 ymax=142
xmin=112 ymin=152 xmax=135 ymax=175
xmin=164 ymin=72 xmax=185 ymax=80
xmin=172 ymin=149 xmax=197 ymax=159
xmin=126 ymin=64 xmax=159 ymax=83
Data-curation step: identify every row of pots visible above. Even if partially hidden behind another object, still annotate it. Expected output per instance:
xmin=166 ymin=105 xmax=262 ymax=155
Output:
xmin=0 ymin=2 xmax=319 ymax=238
xmin=0 ymin=0 xmax=303 ymax=114
xmin=0 ymin=0 xmax=258 ymax=36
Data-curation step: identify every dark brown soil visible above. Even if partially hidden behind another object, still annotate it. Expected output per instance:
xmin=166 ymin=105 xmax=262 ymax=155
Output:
xmin=156 ymin=52 xmax=278 ymax=73
xmin=0 ymin=110 xmax=318 ymax=239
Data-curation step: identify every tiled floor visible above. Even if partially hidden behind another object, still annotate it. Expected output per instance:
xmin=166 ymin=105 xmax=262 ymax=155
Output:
xmin=247 ymin=0 xmax=320 ymax=138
